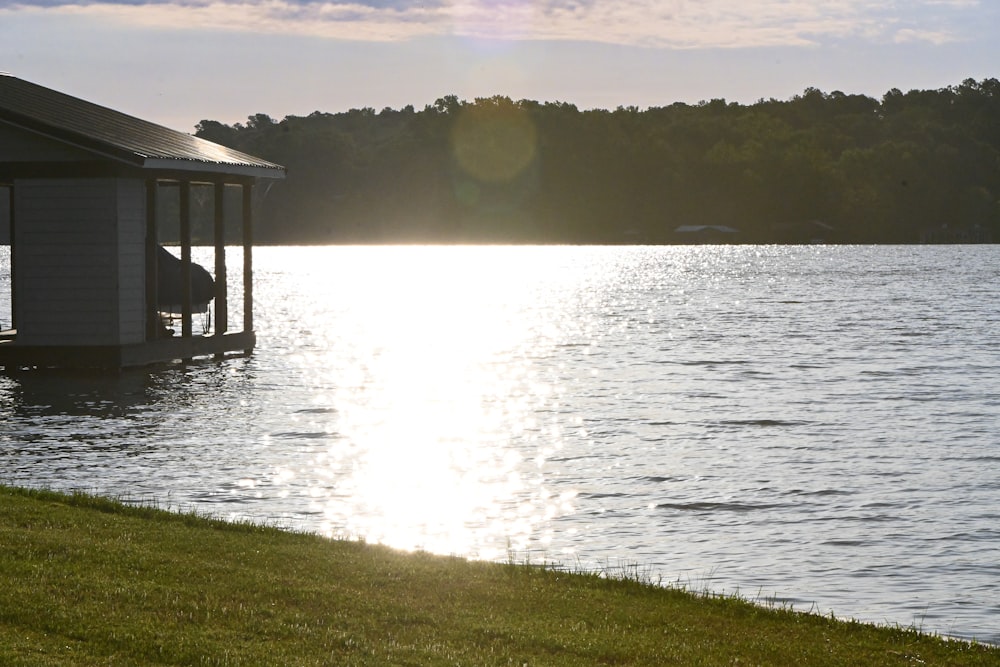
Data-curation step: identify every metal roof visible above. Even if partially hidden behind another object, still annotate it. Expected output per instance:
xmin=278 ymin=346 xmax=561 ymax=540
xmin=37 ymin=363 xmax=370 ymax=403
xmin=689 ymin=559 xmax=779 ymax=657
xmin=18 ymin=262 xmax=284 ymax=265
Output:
xmin=0 ymin=74 xmax=284 ymax=180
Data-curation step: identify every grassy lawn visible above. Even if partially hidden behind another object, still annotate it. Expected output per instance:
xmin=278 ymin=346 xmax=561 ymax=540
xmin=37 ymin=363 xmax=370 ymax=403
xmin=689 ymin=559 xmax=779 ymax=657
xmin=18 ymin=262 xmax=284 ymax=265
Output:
xmin=1 ymin=485 xmax=997 ymax=666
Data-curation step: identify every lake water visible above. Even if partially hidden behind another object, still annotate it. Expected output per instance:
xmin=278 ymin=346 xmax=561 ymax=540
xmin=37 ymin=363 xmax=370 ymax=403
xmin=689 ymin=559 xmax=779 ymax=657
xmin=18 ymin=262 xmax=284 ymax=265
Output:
xmin=1 ymin=244 xmax=999 ymax=645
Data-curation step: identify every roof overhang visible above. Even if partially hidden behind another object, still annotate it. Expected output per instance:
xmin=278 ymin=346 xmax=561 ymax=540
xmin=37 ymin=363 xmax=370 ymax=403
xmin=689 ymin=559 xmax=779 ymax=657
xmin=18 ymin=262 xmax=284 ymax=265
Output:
xmin=141 ymin=158 xmax=285 ymax=181
xmin=0 ymin=74 xmax=286 ymax=183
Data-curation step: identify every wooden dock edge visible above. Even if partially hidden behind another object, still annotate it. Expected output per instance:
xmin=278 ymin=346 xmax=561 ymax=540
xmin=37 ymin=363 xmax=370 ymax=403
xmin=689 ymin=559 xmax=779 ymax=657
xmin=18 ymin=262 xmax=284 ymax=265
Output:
xmin=0 ymin=331 xmax=256 ymax=370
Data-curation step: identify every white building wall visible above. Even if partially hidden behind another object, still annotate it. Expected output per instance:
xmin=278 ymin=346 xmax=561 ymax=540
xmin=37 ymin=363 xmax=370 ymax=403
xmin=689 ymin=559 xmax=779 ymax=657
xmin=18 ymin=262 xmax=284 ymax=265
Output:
xmin=14 ymin=177 xmax=147 ymax=346
xmin=116 ymin=179 xmax=147 ymax=344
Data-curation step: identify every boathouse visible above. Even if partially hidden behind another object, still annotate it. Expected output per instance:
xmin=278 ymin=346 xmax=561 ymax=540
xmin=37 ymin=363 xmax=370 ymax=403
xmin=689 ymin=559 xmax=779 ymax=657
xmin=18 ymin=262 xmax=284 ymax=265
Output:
xmin=0 ymin=74 xmax=285 ymax=369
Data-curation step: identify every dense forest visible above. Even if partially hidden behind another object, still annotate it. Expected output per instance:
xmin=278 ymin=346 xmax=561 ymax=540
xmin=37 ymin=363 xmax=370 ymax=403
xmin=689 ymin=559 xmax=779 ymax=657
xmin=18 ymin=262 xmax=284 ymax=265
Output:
xmin=195 ymin=78 xmax=1000 ymax=244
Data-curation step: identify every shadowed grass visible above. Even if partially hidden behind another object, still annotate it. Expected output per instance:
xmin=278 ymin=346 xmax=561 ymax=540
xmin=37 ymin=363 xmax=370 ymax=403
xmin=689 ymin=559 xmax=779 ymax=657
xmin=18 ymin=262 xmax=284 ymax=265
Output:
xmin=1 ymin=485 xmax=997 ymax=666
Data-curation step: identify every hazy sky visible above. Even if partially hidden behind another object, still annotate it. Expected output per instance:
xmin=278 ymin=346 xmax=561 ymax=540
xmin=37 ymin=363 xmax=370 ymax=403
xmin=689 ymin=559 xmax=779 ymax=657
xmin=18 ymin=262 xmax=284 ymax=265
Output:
xmin=1 ymin=0 xmax=997 ymax=132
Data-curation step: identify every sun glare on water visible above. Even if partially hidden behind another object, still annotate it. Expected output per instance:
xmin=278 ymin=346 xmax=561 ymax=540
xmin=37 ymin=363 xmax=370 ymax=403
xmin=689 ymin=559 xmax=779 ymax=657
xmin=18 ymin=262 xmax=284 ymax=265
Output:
xmin=285 ymin=247 xmax=589 ymax=557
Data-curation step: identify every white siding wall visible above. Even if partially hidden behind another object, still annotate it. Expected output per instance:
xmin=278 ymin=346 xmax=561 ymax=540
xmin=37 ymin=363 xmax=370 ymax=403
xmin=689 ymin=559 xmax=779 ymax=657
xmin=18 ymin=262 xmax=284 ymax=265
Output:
xmin=116 ymin=179 xmax=147 ymax=344
xmin=0 ymin=186 xmax=9 ymax=245
xmin=14 ymin=177 xmax=147 ymax=346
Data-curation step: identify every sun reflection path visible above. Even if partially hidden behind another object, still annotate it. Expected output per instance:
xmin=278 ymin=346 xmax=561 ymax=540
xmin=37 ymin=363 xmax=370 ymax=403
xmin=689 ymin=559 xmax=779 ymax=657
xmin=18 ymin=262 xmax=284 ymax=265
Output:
xmin=294 ymin=247 xmax=590 ymax=558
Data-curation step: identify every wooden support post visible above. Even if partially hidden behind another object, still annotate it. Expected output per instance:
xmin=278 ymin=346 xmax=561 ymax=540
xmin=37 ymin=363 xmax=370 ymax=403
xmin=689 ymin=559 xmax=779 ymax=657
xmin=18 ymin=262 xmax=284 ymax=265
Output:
xmin=145 ymin=179 xmax=159 ymax=341
xmin=214 ymin=181 xmax=228 ymax=337
xmin=6 ymin=183 xmax=15 ymax=331
xmin=242 ymin=182 xmax=254 ymax=336
xmin=180 ymin=181 xmax=193 ymax=340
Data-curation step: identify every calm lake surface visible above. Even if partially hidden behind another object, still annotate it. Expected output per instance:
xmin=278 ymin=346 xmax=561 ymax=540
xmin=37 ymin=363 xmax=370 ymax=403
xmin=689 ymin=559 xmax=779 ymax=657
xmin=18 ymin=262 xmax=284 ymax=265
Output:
xmin=2 ymin=244 xmax=999 ymax=644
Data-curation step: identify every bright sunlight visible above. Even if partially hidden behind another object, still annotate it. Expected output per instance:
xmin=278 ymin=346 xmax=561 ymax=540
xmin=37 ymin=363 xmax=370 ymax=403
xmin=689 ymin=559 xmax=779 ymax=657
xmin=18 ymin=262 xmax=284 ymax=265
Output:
xmin=279 ymin=247 xmax=597 ymax=557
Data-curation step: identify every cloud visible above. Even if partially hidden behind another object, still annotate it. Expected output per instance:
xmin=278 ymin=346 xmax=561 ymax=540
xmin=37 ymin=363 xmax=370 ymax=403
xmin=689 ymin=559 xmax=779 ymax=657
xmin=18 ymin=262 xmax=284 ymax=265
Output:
xmin=892 ymin=28 xmax=957 ymax=45
xmin=0 ymin=0 xmax=984 ymax=48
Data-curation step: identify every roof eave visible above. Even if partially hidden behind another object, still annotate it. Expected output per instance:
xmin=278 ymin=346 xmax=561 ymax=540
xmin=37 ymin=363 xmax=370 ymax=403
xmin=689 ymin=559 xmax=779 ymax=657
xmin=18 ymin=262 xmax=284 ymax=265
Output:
xmin=141 ymin=158 xmax=286 ymax=181
xmin=0 ymin=105 xmax=286 ymax=182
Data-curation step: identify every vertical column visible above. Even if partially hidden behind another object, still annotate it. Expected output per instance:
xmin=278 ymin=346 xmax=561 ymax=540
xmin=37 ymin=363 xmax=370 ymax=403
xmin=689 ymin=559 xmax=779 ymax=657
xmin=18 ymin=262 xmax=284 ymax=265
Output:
xmin=6 ymin=183 xmax=15 ymax=331
xmin=180 ymin=180 xmax=193 ymax=339
xmin=242 ymin=182 xmax=254 ymax=335
xmin=214 ymin=181 xmax=228 ymax=337
xmin=145 ymin=179 xmax=159 ymax=340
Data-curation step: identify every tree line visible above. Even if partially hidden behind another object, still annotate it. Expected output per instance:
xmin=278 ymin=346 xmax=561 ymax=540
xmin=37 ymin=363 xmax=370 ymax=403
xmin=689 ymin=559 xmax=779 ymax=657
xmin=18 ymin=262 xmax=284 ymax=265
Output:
xmin=195 ymin=78 xmax=1000 ymax=244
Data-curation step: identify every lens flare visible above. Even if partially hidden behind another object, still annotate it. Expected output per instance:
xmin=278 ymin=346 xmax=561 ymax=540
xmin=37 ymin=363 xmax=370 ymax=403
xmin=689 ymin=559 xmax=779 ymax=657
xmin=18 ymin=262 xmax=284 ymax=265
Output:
xmin=451 ymin=99 xmax=538 ymax=184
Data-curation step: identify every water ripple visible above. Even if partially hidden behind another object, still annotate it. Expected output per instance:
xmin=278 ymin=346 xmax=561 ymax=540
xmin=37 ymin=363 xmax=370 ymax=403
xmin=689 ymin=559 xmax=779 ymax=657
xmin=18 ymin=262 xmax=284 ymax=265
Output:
xmin=657 ymin=501 xmax=789 ymax=513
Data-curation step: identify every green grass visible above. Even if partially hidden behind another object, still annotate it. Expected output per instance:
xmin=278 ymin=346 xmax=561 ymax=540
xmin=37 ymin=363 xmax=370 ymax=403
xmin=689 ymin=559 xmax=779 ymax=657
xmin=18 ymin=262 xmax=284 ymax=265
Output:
xmin=1 ymin=485 xmax=997 ymax=666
